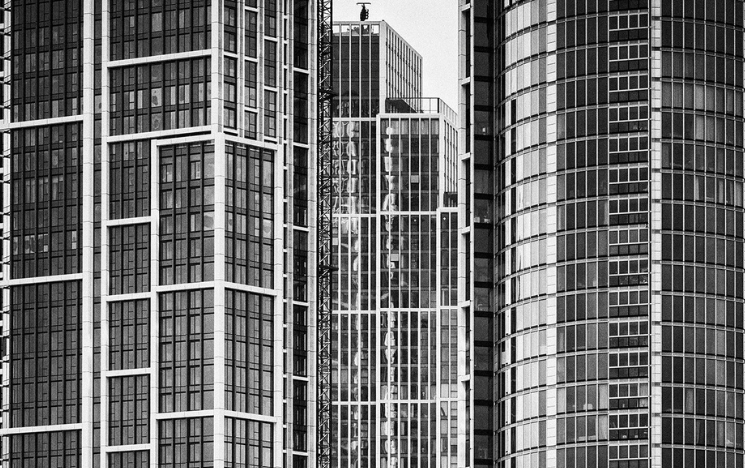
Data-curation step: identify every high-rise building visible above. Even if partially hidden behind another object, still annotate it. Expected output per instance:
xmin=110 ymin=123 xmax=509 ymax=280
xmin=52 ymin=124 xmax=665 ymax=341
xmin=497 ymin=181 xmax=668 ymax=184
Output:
xmin=0 ymin=1 xmax=325 ymax=467
xmin=331 ymin=20 xmax=463 ymax=468
xmin=461 ymin=1 xmax=745 ymax=467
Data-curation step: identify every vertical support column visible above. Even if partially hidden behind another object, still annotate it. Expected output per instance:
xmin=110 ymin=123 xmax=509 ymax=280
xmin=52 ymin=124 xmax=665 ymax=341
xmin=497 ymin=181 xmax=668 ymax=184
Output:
xmin=149 ymin=139 xmax=162 ymax=468
xmin=212 ymin=0 xmax=223 ymax=134
xmin=99 ymin=0 xmax=112 ymax=461
xmin=436 ymin=122 xmax=444 ymax=467
xmin=374 ymin=114 xmax=383 ymax=468
xmin=273 ymin=139 xmax=285 ymax=468
xmin=210 ymin=2 xmax=225 ymax=466
xmin=648 ymin=1 xmax=663 ymax=467
xmin=0 ymin=148 xmax=7 ymax=464
xmin=213 ymin=133 xmax=227 ymax=468
xmin=544 ymin=2 xmax=558 ymax=466
xmin=305 ymin=4 xmax=320 ymax=467
xmin=457 ymin=3 xmax=475 ymax=466
xmin=81 ymin=0 xmax=97 ymax=465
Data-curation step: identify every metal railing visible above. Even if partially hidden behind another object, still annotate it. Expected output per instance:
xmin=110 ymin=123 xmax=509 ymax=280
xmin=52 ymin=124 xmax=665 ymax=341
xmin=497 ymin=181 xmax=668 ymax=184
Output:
xmin=384 ymin=97 xmax=457 ymax=123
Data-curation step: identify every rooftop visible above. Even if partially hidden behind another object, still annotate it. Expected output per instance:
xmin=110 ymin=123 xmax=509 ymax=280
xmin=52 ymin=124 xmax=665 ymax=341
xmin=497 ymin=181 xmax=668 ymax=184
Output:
xmin=384 ymin=97 xmax=457 ymax=123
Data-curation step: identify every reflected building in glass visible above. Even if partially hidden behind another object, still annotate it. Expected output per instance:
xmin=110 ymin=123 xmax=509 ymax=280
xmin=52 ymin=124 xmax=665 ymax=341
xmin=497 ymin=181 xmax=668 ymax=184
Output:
xmin=332 ymin=21 xmax=464 ymax=468
xmin=0 ymin=1 xmax=318 ymax=467
xmin=461 ymin=1 xmax=745 ymax=468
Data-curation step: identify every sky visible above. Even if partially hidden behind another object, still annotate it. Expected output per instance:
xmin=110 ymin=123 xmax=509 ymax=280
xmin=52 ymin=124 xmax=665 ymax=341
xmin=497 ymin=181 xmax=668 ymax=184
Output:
xmin=333 ymin=0 xmax=459 ymax=110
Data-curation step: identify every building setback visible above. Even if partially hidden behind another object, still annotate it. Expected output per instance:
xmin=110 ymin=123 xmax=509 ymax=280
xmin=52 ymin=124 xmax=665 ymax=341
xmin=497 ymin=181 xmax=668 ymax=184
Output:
xmin=0 ymin=1 xmax=320 ymax=467
xmin=332 ymin=20 xmax=464 ymax=468
xmin=461 ymin=1 xmax=745 ymax=468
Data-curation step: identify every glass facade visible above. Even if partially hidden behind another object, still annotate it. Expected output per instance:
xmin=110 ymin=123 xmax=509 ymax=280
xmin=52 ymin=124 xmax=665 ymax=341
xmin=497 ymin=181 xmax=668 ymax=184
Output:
xmin=2 ymin=1 xmax=318 ymax=467
xmin=158 ymin=142 xmax=215 ymax=285
xmin=109 ymin=58 xmax=212 ymax=136
xmin=109 ymin=0 xmax=210 ymax=61
xmin=109 ymin=299 xmax=150 ymax=370
xmin=159 ymin=289 xmax=214 ymax=412
xmin=108 ymin=375 xmax=150 ymax=446
xmin=225 ymin=143 xmax=274 ymax=287
xmin=11 ymin=124 xmax=82 ymax=279
xmin=109 ymin=140 xmax=151 ymax=220
xmin=10 ymin=282 xmax=81 ymax=427
xmin=658 ymin=2 xmax=745 ymax=466
xmin=109 ymin=224 xmax=150 ymax=294
xmin=554 ymin=3 xmax=615 ymax=467
xmin=9 ymin=431 xmax=81 ymax=467
xmin=225 ymin=289 xmax=273 ymax=414
xmin=10 ymin=0 xmax=82 ymax=122
xmin=460 ymin=1 xmax=745 ymax=467
xmin=158 ymin=417 xmax=214 ymax=468
xmin=332 ymin=20 xmax=462 ymax=468
xmin=108 ymin=451 xmax=149 ymax=468
xmin=225 ymin=417 xmax=273 ymax=467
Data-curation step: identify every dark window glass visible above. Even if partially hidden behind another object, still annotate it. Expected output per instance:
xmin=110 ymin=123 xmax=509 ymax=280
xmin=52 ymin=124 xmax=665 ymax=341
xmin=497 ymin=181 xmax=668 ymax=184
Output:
xmin=109 ymin=375 xmax=149 ymax=445
xmin=109 ymin=224 xmax=150 ymax=294
xmin=11 ymin=124 xmax=82 ymax=278
xmin=109 ymin=299 xmax=150 ymax=370
xmin=158 ymin=418 xmax=213 ymax=468
xmin=225 ymin=289 xmax=273 ymax=414
xmin=10 ymin=430 xmax=81 ymax=467
xmin=109 ymin=140 xmax=151 ymax=219
xmin=159 ymin=289 xmax=214 ymax=412
xmin=108 ymin=451 xmax=149 ymax=468
xmin=10 ymin=281 xmax=81 ymax=426
xmin=109 ymin=58 xmax=211 ymax=136
xmin=109 ymin=0 xmax=209 ymax=60
xmin=159 ymin=141 xmax=215 ymax=285
xmin=225 ymin=418 xmax=272 ymax=468
xmin=293 ymin=0 xmax=309 ymax=69
xmin=294 ymin=72 xmax=310 ymax=143
xmin=225 ymin=142 xmax=273 ymax=286
xmin=11 ymin=0 xmax=82 ymax=122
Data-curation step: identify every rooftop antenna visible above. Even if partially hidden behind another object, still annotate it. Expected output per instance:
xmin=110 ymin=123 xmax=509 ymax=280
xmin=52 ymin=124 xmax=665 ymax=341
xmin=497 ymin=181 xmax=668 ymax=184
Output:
xmin=357 ymin=2 xmax=371 ymax=21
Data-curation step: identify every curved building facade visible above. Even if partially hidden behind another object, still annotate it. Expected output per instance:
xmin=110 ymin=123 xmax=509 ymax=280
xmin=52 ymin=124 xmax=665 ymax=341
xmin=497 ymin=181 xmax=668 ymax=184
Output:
xmin=460 ymin=1 xmax=745 ymax=467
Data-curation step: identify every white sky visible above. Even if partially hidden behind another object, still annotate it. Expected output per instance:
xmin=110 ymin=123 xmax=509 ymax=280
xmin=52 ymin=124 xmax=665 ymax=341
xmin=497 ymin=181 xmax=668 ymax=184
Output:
xmin=333 ymin=0 xmax=459 ymax=110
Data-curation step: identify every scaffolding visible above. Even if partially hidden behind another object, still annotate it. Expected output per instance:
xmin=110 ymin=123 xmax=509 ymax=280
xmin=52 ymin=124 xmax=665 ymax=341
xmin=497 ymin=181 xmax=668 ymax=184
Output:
xmin=316 ymin=0 xmax=333 ymax=465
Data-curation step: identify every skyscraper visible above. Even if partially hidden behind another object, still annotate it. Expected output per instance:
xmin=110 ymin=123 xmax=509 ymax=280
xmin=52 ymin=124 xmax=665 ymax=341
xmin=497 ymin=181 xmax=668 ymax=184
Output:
xmin=331 ymin=21 xmax=463 ymax=468
xmin=0 ymin=1 xmax=324 ymax=467
xmin=461 ymin=1 xmax=745 ymax=467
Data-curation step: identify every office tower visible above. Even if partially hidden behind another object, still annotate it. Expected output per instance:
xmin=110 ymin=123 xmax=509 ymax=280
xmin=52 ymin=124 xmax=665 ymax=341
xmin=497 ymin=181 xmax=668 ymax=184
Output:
xmin=332 ymin=21 xmax=464 ymax=468
xmin=0 ymin=1 xmax=326 ymax=467
xmin=460 ymin=1 xmax=745 ymax=467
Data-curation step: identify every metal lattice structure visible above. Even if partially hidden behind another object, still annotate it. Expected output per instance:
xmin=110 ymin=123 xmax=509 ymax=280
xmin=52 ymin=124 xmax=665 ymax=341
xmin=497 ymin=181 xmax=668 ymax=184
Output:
xmin=316 ymin=0 xmax=333 ymax=465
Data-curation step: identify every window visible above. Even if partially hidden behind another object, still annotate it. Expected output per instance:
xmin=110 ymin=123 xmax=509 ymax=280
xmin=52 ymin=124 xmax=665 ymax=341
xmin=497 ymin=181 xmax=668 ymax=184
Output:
xmin=225 ymin=418 xmax=272 ymax=468
xmin=264 ymin=90 xmax=277 ymax=138
xmin=109 ymin=58 xmax=211 ymax=136
xmin=159 ymin=142 xmax=215 ymax=285
xmin=225 ymin=290 xmax=273 ymax=414
xmin=11 ymin=125 xmax=82 ymax=278
xmin=10 ymin=282 xmax=81 ymax=426
xmin=109 ymin=140 xmax=150 ymax=219
xmin=109 ymin=375 xmax=149 ymax=445
xmin=109 ymin=451 xmax=149 ymax=468
xmin=109 ymin=224 xmax=150 ymax=294
xmin=159 ymin=290 xmax=214 ymax=412
xmin=10 ymin=431 xmax=80 ymax=467
xmin=109 ymin=300 xmax=150 ymax=370
xmin=109 ymin=0 xmax=209 ymax=60
xmin=159 ymin=418 xmax=213 ymax=468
